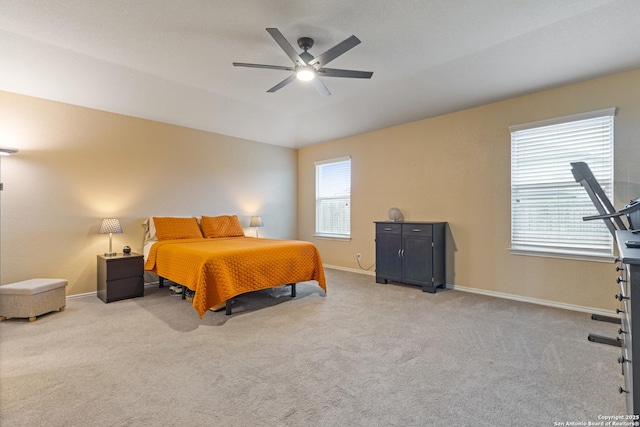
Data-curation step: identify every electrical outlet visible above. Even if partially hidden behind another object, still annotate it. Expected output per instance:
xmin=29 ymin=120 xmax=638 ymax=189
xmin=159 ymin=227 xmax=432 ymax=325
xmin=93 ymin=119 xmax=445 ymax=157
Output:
xmin=356 ymin=253 xmax=361 ymax=261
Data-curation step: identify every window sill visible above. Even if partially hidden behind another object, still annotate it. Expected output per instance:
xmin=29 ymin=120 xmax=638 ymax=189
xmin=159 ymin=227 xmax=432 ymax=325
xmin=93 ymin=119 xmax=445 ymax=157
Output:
xmin=509 ymin=247 xmax=615 ymax=263
xmin=313 ymin=234 xmax=351 ymax=241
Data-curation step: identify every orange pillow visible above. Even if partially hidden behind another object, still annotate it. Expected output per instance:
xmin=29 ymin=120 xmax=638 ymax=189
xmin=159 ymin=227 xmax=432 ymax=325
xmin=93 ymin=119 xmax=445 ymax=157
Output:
xmin=201 ymin=215 xmax=245 ymax=238
xmin=152 ymin=217 xmax=203 ymax=240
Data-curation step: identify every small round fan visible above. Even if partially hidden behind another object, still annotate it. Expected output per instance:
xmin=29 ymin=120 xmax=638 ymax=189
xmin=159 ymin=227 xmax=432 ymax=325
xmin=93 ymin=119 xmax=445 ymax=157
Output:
xmin=388 ymin=208 xmax=404 ymax=222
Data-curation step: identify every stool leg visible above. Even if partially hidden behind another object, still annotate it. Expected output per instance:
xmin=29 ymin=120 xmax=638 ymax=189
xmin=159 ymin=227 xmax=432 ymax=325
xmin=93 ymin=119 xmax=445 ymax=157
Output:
xmin=28 ymin=317 xmax=36 ymax=322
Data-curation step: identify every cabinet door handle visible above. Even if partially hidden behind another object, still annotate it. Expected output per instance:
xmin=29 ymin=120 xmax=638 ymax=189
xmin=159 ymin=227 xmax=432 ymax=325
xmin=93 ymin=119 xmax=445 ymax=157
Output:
xmin=401 ymin=249 xmax=405 ymax=257
xmin=385 ymin=227 xmax=392 ymax=231
xmin=412 ymin=229 xmax=421 ymax=232
xmin=398 ymin=249 xmax=401 ymax=258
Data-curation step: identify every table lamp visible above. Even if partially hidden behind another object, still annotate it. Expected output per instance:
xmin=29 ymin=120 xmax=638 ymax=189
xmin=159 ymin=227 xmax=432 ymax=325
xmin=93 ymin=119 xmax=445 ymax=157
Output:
xmin=99 ymin=218 xmax=123 ymax=256
xmin=250 ymin=216 xmax=263 ymax=237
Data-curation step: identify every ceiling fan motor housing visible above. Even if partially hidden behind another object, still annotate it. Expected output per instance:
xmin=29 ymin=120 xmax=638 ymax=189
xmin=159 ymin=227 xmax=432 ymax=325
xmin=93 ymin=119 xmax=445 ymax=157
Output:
xmin=297 ymin=37 xmax=314 ymax=51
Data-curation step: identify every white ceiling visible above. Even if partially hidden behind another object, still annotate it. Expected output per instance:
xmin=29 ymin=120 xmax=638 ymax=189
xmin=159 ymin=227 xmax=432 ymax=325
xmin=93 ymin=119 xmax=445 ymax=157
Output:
xmin=2 ymin=0 xmax=640 ymax=148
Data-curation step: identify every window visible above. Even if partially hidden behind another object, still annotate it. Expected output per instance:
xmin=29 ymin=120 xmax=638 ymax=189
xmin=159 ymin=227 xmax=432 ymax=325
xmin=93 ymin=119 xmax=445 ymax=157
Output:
xmin=510 ymin=108 xmax=615 ymax=260
xmin=315 ymin=156 xmax=351 ymax=239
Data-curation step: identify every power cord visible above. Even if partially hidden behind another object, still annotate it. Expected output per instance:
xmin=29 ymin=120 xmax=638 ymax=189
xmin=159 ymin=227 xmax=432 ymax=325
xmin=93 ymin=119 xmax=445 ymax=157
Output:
xmin=356 ymin=256 xmax=375 ymax=271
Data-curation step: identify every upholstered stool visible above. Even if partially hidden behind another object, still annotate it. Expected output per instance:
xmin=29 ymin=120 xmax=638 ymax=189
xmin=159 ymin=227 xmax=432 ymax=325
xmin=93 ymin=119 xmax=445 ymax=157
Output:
xmin=0 ymin=278 xmax=67 ymax=322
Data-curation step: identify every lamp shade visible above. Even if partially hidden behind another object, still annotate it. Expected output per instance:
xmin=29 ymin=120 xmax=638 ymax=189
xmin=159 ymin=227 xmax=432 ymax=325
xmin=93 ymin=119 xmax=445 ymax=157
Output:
xmin=0 ymin=146 xmax=18 ymax=156
xmin=250 ymin=216 xmax=263 ymax=227
xmin=99 ymin=218 xmax=123 ymax=234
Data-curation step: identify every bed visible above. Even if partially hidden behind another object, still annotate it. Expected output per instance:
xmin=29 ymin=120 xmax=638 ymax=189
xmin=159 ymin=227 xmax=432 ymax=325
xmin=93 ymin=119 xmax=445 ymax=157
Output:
xmin=143 ymin=216 xmax=326 ymax=317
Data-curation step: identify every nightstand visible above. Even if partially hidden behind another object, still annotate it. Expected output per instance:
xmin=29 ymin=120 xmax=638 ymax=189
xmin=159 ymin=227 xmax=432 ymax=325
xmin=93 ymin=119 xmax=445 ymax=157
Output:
xmin=97 ymin=253 xmax=144 ymax=303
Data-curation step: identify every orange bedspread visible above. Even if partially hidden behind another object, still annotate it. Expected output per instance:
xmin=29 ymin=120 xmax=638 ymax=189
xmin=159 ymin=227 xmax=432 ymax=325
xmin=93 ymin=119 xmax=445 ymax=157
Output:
xmin=144 ymin=237 xmax=326 ymax=317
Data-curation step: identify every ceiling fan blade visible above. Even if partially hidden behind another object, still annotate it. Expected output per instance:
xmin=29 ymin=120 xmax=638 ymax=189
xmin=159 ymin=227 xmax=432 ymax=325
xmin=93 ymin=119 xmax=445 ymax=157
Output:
xmin=319 ymin=68 xmax=373 ymax=79
xmin=311 ymin=78 xmax=331 ymax=96
xmin=266 ymin=28 xmax=307 ymax=66
xmin=233 ymin=62 xmax=295 ymax=71
xmin=309 ymin=35 xmax=361 ymax=68
xmin=267 ymin=74 xmax=297 ymax=93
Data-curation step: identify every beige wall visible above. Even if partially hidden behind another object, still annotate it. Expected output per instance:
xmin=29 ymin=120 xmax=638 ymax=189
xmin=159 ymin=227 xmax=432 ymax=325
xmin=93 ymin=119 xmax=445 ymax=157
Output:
xmin=0 ymin=91 xmax=297 ymax=296
xmin=3 ymin=68 xmax=639 ymax=310
xmin=298 ymin=69 xmax=640 ymax=311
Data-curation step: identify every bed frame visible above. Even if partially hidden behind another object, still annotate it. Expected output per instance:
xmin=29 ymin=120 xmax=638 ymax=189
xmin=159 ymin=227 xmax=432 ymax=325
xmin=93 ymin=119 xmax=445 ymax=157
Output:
xmin=158 ymin=276 xmax=297 ymax=315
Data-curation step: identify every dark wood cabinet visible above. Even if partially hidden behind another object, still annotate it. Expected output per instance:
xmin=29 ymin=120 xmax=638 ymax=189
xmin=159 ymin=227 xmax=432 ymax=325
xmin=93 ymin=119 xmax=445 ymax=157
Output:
xmin=97 ymin=253 xmax=144 ymax=303
xmin=375 ymin=221 xmax=446 ymax=293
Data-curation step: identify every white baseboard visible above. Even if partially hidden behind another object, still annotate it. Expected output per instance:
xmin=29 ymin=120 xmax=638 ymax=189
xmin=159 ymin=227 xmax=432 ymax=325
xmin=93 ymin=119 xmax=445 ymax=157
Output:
xmin=445 ymin=283 xmax=618 ymax=318
xmin=66 ymin=291 xmax=97 ymax=300
xmin=324 ymin=264 xmax=618 ymax=318
xmin=323 ymin=264 xmax=376 ymax=276
xmin=68 ymin=268 xmax=618 ymax=318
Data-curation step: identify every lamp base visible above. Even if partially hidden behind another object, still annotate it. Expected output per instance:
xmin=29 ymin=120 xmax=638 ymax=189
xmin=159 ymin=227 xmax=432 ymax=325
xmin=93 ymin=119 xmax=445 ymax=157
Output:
xmin=104 ymin=252 xmax=118 ymax=257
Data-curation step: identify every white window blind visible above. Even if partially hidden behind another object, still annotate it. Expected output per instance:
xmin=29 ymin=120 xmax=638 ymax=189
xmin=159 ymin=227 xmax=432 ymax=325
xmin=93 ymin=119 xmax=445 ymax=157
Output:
xmin=510 ymin=108 xmax=615 ymax=259
xmin=315 ymin=157 xmax=351 ymax=239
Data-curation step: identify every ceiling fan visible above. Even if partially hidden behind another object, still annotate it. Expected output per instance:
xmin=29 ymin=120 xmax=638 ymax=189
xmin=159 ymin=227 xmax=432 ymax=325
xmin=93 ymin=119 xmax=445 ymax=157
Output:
xmin=233 ymin=28 xmax=373 ymax=96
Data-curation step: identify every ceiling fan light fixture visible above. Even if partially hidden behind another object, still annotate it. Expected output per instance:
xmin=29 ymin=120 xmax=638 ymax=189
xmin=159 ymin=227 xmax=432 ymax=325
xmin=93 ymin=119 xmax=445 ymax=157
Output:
xmin=233 ymin=28 xmax=372 ymax=95
xmin=296 ymin=67 xmax=315 ymax=81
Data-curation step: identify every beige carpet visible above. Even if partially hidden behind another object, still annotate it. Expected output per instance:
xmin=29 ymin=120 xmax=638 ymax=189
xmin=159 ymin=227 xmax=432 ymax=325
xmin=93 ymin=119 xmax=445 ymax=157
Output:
xmin=0 ymin=268 xmax=626 ymax=426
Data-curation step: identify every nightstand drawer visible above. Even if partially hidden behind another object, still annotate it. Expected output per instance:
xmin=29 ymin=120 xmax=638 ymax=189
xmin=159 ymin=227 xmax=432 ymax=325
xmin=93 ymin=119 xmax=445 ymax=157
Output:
xmin=106 ymin=257 xmax=143 ymax=281
xmin=103 ymin=277 xmax=144 ymax=303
